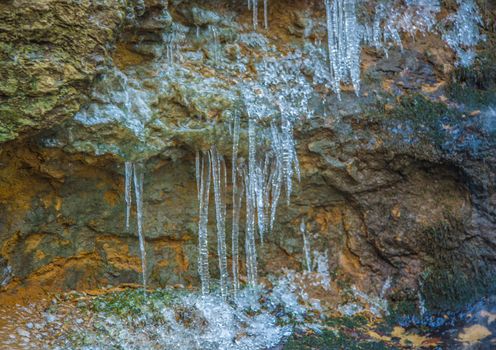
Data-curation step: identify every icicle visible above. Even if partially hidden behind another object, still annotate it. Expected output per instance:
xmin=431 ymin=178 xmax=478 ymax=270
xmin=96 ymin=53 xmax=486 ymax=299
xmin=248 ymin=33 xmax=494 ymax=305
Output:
xmin=133 ymin=162 xmax=147 ymax=292
xmin=269 ymin=161 xmax=282 ymax=232
xmin=244 ymin=111 xmax=259 ymax=286
xmin=300 ymin=218 xmax=312 ymax=273
xmin=195 ymin=151 xmax=201 ymax=200
xmin=442 ymin=0 xmax=485 ymax=67
xmin=244 ymin=164 xmax=258 ymax=287
xmin=124 ymin=161 xmax=133 ymax=230
xmin=197 ymin=152 xmax=211 ymax=295
xmin=164 ymin=31 xmax=177 ymax=65
xmin=210 ymin=146 xmax=230 ymax=299
xmin=231 ymin=114 xmax=241 ymax=295
xmin=324 ymin=0 xmax=361 ymax=97
xmin=252 ymin=0 xmax=258 ymax=30
xmin=281 ymin=116 xmax=294 ymax=204
xmin=263 ymin=0 xmax=268 ymax=30
xmin=209 ymin=26 xmax=221 ymax=65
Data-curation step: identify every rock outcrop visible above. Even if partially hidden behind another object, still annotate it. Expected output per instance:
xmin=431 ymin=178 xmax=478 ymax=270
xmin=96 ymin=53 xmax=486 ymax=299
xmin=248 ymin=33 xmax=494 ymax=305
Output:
xmin=0 ymin=0 xmax=495 ymax=313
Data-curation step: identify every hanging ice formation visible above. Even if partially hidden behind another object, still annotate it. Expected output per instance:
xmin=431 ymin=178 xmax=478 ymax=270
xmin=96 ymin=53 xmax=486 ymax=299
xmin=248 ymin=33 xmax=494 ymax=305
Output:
xmin=125 ymin=162 xmax=133 ymax=230
xmin=323 ymin=0 xmax=483 ymax=96
xmin=247 ymin=0 xmax=268 ymax=30
xmin=442 ymin=0 xmax=485 ymax=67
xmin=209 ymin=146 xmax=230 ymax=298
xmin=263 ymin=0 xmax=268 ymax=29
xmin=123 ymin=161 xmax=148 ymax=291
xmin=300 ymin=219 xmax=312 ymax=273
xmin=188 ymin=0 xmax=485 ymax=296
xmin=209 ymin=26 xmax=221 ymax=64
xmin=196 ymin=151 xmax=211 ymax=295
xmin=324 ymin=0 xmax=361 ymax=98
xmin=231 ymin=114 xmax=242 ymax=296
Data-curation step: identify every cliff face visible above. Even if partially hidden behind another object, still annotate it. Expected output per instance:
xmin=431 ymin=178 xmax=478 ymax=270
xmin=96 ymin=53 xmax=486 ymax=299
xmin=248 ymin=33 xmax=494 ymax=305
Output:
xmin=0 ymin=0 xmax=495 ymax=312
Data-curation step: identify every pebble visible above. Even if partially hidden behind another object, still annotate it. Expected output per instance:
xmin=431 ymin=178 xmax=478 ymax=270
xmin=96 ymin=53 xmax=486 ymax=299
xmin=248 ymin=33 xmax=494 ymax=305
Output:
xmin=45 ymin=314 xmax=57 ymax=323
xmin=17 ymin=327 xmax=30 ymax=337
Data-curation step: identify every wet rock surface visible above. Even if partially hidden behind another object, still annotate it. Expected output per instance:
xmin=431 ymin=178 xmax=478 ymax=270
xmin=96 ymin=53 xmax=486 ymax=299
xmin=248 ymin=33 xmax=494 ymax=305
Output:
xmin=0 ymin=0 xmax=495 ymax=323
xmin=0 ymin=0 xmax=129 ymax=143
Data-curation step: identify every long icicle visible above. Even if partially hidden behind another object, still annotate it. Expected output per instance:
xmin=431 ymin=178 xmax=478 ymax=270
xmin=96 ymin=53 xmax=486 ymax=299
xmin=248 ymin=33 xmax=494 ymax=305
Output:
xmin=210 ymin=146 xmax=230 ymax=299
xmin=197 ymin=151 xmax=211 ymax=295
xmin=301 ymin=218 xmax=312 ymax=273
xmin=252 ymin=0 xmax=258 ymax=30
xmin=231 ymin=114 xmax=241 ymax=295
xmin=263 ymin=0 xmax=268 ymax=29
xmin=245 ymin=115 xmax=258 ymax=287
xmin=124 ymin=162 xmax=133 ymax=230
xmin=133 ymin=162 xmax=147 ymax=292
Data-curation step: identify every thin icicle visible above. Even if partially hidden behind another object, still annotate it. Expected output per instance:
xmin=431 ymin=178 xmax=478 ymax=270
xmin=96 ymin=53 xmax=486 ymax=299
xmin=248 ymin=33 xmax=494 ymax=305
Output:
xmin=195 ymin=151 xmax=201 ymax=200
xmin=263 ymin=0 xmax=268 ymax=29
xmin=244 ymin=112 xmax=259 ymax=286
xmin=300 ymin=218 xmax=312 ymax=273
xmin=244 ymin=165 xmax=258 ymax=287
xmin=269 ymin=157 xmax=282 ymax=232
xmin=133 ymin=162 xmax=147 ymax=292
xmin=197 ymin=152 xmax=211 ymax=295
xmin=124 ymin=161 xmax=133 ymax=230
xmin=324 ymin=0 xmax=361 ymax=97
xmin=209 ymin=26 xmax=221 ymax=65
xmin=252 ymin=0 xmax=258 ymax=30
xmin=231 ymin=114 xmax=241 ymax=295
xmin=210 ymin=146 xmax=230 ymax=299
xmin=255 ymin=168 xmax=266 ymax=244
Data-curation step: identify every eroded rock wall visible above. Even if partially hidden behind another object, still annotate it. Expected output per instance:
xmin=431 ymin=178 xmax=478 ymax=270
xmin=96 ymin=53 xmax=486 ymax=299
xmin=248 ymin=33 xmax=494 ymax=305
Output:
xmin=0 ymin=0 xmax=495 ymax=312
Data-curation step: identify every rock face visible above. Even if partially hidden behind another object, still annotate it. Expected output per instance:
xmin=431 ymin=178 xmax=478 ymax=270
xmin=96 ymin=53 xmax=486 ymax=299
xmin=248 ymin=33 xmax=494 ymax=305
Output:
xmin=0 ymin=0 xmax=495 ymax=313
xmin=0 ymin=0 xmax=129 ymax=143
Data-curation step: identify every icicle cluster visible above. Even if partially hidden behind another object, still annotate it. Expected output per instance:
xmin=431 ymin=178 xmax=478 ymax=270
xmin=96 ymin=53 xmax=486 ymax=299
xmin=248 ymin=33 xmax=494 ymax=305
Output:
xmin=209 ymin=146 xmax=230 ymax=298
xmin=194 ymin=52 xmax=312 ymax=294
xmin=324 ymin=0 xmax=362 ymax=98
xmin=247 ymin=0 xmax=269 ymax=30
xmin=442 ymin=0 xmax=485 ymax=67
xmin=196 ymin=147 xmax=234 ymax=298
xmin=124 ymin=161 xmax=148 ymax=292
xmin=208 ymin=26 xmax=221 ymax=64
xmin=323 ymin=0 xmax=484 ymax=96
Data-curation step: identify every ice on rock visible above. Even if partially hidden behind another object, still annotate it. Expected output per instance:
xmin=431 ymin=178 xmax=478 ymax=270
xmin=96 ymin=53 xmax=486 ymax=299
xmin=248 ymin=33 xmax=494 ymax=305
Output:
xmin=312 ymin=250 xmax=331 ymax=291
xmin=75 ymin=68 xmax=152 ymax=140
xmin=324 ymin=0 xmax=362 ymax=98
xmin=321 ymin=0 xmax=484 ymax=96
xmin=348 ymin=277 xmax=393 ymax=317
xmin=67 ymin=280 xmax=320 ymax=350
xmin=442 ymin=0 xmax=485 ymax=67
